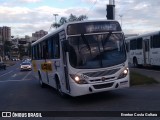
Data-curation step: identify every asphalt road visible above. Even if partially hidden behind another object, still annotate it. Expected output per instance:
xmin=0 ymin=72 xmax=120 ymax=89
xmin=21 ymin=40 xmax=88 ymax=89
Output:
xmin=0 ymin=62 xmax=160 ymax=120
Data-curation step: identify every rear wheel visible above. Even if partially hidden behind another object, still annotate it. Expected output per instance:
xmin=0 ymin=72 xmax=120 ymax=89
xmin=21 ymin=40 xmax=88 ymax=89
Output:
xmin=133 ymin=58 xmax=138 ymax=67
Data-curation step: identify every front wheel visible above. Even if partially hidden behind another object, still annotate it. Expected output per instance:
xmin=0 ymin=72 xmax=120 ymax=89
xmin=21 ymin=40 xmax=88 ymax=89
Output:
xmin=56 ymin=79 xmax=67 ymax=97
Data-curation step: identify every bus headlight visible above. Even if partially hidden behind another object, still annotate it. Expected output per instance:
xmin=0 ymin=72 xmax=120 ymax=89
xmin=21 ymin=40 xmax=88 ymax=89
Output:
xmin=69 ymin=74 xmax=88 ymax=84
xmin=75 ymin=76 xmax=80 ymax=82
xmin=118 ymin=68 xmax=129 ymax=79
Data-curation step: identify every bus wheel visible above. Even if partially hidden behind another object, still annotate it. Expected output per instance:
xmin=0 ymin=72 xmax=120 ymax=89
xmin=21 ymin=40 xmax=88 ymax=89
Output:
xmin=133 ymin=58 xmax=138 ymax=67
xmin=56 ymin=78 xmax=66 ymax=97
xmin=38 ymin=72 xmax=45 ymax=88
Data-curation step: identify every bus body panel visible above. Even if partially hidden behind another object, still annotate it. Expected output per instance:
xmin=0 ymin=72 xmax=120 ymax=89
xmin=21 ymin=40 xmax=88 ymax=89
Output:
xmin=68 ymin=62 xmax=129 ymax=96
xmin=69 ymin=76 xmax=129 ymax=96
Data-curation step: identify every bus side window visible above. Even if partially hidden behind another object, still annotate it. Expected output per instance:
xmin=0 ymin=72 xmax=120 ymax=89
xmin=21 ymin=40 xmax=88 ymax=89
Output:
xmin=42 ymin=45 xmax=46 ymax=59
xmin=130 ymin=39 xmax=136 ymax=50
xmin=126 ymin=42 xmax=129 ymax=52
xmin=151 ymin=36 xmax=153 ymax=48
xmin=32 ymin=47 xmax=35 ymax=60
xmin=38 ymin=44 xmax=42 ymax=59
xmin=53 ymin=35 xmax=60 ymax=59
xmin=42 ymin=44 xmax=49 ymax=59
xmin=152 ymin=34 xmax=160 ymax=48
xmin=47 ymin=38 xmax=53 ymax=59
xmin=137 ymin=38 xmax=142 ymax=49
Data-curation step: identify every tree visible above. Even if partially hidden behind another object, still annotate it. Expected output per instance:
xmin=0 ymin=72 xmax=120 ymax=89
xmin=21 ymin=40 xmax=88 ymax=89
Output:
xmin=4 ymin=41 xmax=13 ymax=55
xmin=27 ymin=42 xmax=32 ymax=57
xmin=51 ymin=14 xmax=88 ymax=29
xmin=18 ymin=44 xmax=25 ymax=59
xmin=59 ymin=17 xmax=67 ymax=25
xmin=77 ymin=15 xmax=88 ymax=21
xmin=68 ymin=14 xmax=78 ymax=22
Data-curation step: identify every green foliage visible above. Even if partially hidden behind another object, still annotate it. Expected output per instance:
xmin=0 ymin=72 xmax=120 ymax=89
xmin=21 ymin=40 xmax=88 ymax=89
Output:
xmin=4 ymin=41 xmax=13 ymax=55
xmin=18 ymin=45 xmax=26 ymax=58
xmin=51 ymin=14 xmax=88 ymax=28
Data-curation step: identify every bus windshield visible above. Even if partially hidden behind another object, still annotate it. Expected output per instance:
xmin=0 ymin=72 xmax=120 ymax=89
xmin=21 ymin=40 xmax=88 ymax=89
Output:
xmin=68 ymin=33 xmax=126 ymax=69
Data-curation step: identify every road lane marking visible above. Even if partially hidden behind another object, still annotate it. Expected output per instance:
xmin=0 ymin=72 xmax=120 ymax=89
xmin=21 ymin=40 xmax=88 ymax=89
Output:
xmin=12 ymin=74 xmax=17 ymax=77
xmin=22 ymin=71 xmax=32 ymax=80
xmin=0 ymin=79 xmax=32 ymax=83
xmin=0 ymin=70 xmax=14 ymax=77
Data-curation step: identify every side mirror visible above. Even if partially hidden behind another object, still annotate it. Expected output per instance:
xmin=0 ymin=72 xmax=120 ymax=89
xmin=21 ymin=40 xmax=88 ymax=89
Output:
xmin=62 ymin=40 xmax=69 ymax=52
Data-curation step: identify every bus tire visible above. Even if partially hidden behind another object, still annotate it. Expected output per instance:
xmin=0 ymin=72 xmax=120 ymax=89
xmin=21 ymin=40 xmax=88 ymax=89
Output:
xmin=38 ymin=72 xmax=45 ymax=88
xmin=55 ymin=75 xmax=66 ymax=97
xmin=133 ymin=57 xmax=138 ymax=67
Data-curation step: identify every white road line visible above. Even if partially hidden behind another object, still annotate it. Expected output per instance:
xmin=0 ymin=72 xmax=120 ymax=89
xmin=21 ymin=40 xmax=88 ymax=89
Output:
xmin=22 ymin=71 xmax=32 ymax=80
xmin=0 ymin=79 xmax=31 ymax=83
xmin=12 ymin=74 xmax=17 ymax=78
xmin=0 ymin=70 xmax=14 ymax=77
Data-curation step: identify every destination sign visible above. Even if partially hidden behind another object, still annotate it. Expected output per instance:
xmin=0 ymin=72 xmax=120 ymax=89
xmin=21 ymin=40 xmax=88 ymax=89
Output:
xmin=67 ymin=21 xmax=121 ymax=35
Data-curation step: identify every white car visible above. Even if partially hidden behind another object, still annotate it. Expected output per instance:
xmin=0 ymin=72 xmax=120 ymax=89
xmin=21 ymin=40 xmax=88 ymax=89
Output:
xmin=20 ymin=62 xmax=32 ymax=71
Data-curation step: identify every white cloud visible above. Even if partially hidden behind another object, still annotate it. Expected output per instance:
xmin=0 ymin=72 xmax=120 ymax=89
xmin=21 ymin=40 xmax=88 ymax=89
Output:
xmin=0 ymin=6 xmax=56 ymax=36
xmin=18 ymin=0 xmax=42 ymax=3
xmin=1 ymin=0 xmax=160 ymax=36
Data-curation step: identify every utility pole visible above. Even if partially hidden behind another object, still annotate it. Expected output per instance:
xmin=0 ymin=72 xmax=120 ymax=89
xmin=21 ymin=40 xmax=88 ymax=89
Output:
xmin=106 ymin=0 xmax=115 ymax=20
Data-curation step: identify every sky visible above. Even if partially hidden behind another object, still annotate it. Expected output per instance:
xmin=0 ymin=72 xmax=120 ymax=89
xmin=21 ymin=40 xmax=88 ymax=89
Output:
xmin=0 ymin=0 xmax=160 ymax=37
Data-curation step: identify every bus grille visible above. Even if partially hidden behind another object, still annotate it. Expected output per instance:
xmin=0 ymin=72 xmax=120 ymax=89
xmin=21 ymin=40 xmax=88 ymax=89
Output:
xmin=83 ymin=68 xmax=120 ymax=77
xmin=90 ymin=77 xmax=115 ymax=82
xmin=93 ymin=83 xmax=114 ymax=89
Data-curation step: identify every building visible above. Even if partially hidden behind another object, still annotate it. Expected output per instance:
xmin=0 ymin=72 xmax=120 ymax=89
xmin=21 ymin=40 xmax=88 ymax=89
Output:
xmin=32 ymin=30 xmax=48 ymax=42
xmin=0 ymin=26 xmax=11 ymax=41
xmin=0 ymin=26 xmax=11 ymax=60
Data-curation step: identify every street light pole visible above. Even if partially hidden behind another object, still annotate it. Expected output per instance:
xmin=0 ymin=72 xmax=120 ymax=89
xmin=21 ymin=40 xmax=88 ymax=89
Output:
xmin=53 ymin=14 xmax=58 ymax=28
xmin=119 ymin=15 xmax=123 ymax=29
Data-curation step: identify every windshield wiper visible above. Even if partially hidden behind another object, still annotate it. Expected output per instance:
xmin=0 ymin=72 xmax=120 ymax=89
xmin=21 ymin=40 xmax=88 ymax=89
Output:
xmin=80 ymin=34 xmax=92 ymax=56
xmin=97 ymin=32 xmax=112 ymax=67
xmin=101 ymin=32 xmax=112 ymax=51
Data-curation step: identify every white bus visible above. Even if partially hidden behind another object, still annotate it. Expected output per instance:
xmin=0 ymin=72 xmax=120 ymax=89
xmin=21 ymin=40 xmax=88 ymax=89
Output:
xmin=126 ymin=31 xmax=160 ymax=67
xmin=31 ymin=20 xmax=129 ymax=97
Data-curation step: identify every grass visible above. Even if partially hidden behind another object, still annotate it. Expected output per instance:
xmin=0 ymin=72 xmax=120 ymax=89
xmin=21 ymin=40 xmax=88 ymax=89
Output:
xmin=130 ymin=71 xmax=159 ymax=86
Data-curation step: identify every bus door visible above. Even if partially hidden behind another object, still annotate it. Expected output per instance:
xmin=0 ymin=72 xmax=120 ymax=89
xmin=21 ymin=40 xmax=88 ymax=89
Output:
xmin=143 ymin=37 xmax=150 ymax=65
xmin=47 ymin=35 xmax=61 ymax=88
xmin=60 ymin=32 xmax=70 ymax=93
xmin=41 ymin=43 xmax=50 ymax=84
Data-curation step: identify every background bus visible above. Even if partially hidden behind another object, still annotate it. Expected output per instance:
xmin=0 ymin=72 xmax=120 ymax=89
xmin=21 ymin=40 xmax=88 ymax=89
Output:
xmin=31 ymin=20 xmax=129 ymax=97
xmin=126 ymin=31 xmax=160 ymax=67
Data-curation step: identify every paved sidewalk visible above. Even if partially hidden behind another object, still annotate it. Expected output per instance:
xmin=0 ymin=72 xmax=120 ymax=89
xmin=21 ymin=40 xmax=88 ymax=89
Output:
xmin=130 ymin=68 xmax=160 ymax=83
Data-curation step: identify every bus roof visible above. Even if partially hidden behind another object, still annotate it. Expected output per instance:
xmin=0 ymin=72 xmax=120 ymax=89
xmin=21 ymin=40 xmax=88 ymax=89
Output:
xmin=32 ymin=19 xmax=121 ymax=46
xmin=126 ymin=31 xmax=160 ymax=41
